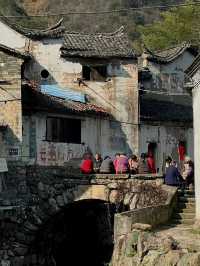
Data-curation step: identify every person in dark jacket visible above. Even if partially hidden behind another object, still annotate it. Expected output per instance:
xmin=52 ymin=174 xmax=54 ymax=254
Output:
xmin=165 ymin=161 xmax=183 ymax=186
xmin=93 ymin=153 xmax=103 ymax=173
xmin=100 ymin=156 xmax=115 ymax=174
xmin=138 ymin=153 xmax=149 ymax=174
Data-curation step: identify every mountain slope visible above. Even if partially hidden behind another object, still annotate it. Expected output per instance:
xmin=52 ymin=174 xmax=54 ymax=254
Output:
xmin=0 ymin=0 xmax=186 ymax=50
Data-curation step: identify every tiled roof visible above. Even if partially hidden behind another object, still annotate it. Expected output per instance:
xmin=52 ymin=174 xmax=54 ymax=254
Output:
xmin=0 ymin=16 xmax=65 ymax=40
xmin=22 ymin=84 xmax=109 ymax=117
xmin=61 ymin=26 xmax=135 ymax=59
xmin=185 ymin=53 xmax=200 ymax=77
xmin=0 ymin=44 xmax=31 ymax=59
xmin=140 ymin=98 xmax=192 ymax=123
xmin=146 ymin=43 xmax=198 ymax=64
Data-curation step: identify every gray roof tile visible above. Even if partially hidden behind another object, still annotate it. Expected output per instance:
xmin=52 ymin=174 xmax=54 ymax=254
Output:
xmin=61 ymin=26 xmax=135 ymax=59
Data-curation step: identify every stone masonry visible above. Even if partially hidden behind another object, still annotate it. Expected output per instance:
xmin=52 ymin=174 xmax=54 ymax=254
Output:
xmin=0 ymin=51 xmax=23 ymax=158
xmin=0 ymin=165 xmax=170 ymax=266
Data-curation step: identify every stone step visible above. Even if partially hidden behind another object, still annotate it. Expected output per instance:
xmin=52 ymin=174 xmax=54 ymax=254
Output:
xmin=172 ymin=218 xmax=194 ymax=225
xmin=178 ymin=190 xmax=195 ymax=196
xmin=178 ymin=193 xmax=195 ymax=198
xmin=177 ymin=202 xmax=195 ymax=209
xmin=176 ymin=207 xmax=195 ymax=213
xmin=173 ymin=212 xmax=195 ymax=220
xmin=178 ymin=197 xmax=195 ymax=203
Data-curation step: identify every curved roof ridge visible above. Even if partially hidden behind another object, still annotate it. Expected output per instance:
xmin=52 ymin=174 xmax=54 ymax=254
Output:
xmin=154 ymin=42 xmax=190 ymax=55
xmin=64 ymin=26 xmax=125 ymax=37
xmin=0 ymin=14 xmax=65 ymax=39
xmin=145 ymin=42 xmax=197 ymax=64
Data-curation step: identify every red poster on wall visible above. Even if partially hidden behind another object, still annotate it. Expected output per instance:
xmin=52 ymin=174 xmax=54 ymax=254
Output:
xmin=178 ymin=142 xmax=186 ymax=161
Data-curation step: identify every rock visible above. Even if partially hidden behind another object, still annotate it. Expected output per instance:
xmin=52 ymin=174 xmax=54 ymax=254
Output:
xmin=48 ymin=198 xmax=59 ymax=213
xmin=125 ymin=230 xmax=140 ymax=257
xmin=141 ymin=250 xmax=163 ymax=266
xmin=109 ymin=190 xmax=123 ymax=204
xmin=111 ymin=234 xmax=136 ymax=266
xmin=132 ymin=223 xmax=152 ymax=231
xmin=129 ymin=194 xmax=138 ymax=209
xmin=177 ymin=252 xmax=200 ymax=266
xmin=24 ymin=221 xmax=38 ymax=232
xmin=161 ymin=235 xmax=177 ymax=253
xmin=56 ymin=195 xmax=65 ymax=207
xmin=107 ymin=182 xmax=119 ymax=189
xmin=123 ymin=193 xmax=133 ymax=206
xmin=156 ymin=250 xmax=183 ymax=266
xmin=37 ymin=182 xmax=44 ymax=191
xmin=1 ymin=260 xmax=11 ymax=266
xmin=13 ymin=244 xmax=28 ymax=256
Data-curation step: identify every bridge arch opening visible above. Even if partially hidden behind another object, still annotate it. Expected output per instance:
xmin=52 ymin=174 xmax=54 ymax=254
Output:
xmin=28 ymin=199 xmax=116 ymax=266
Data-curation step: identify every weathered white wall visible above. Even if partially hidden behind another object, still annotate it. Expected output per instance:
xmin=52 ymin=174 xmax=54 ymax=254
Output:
xmin=139 ymin=124 xmax=194 ymax=173
xmin=0 ymin=21 xmax=27 ymax=50
xmin=22 ymin=113 xmax=129 ymax=166
xmin=25 ymin=39 xmax=139 ymax=155
xmin=191 ymin=70 xmax=200 ymax=219
xmin=143 ymin=52 xmax=195 ymax=96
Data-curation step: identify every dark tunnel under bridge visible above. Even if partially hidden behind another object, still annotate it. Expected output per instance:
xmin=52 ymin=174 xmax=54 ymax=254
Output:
xmin=26 ymin=199 xmax=116 ymax=266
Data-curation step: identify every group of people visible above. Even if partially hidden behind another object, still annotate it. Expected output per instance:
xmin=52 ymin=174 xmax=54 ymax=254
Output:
xmin=164 ymin=156 xmax=194 ymax=189
xmin=80 ymin=152 xmax=156 ymax=175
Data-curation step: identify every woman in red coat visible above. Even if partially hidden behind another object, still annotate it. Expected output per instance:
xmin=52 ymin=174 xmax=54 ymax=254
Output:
xmin=147 ymin=152 xmax=156 ymax=174
xmin=80 ymin=153 xmax=94 ymax=174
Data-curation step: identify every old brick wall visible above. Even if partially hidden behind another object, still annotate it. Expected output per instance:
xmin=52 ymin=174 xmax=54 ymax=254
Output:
xmin=0 ymin=51 xmax=23 ymax=159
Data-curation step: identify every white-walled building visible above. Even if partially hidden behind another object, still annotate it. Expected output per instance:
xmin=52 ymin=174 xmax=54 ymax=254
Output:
xmin=139 ymin=44 xmax=197 ymax=172
xmin=185 ymin=54 xmax=200 ymax=219
xmin=0 ymin=18 xmax=139 ymax=166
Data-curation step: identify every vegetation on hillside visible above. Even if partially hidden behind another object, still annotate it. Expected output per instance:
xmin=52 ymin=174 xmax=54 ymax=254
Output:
xmin=0 ymin=0 xmax=198 ymax=52
xmin=139 ymin=0 xmax=200 ymax=51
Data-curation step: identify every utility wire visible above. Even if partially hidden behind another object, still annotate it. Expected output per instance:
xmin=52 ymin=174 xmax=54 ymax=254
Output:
xmin=1 ymin=2 xmax=200 ymax=17
xmin=0 ymin=86 xmax=20 ymax=100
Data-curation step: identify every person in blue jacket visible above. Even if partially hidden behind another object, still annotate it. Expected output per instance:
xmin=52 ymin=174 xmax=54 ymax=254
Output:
xmin=165 ymin=160 xmax=183 ymax=187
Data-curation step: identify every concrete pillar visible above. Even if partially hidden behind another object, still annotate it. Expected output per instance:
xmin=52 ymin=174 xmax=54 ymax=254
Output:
xmin=193 ymin=87 xmax=200 ymax=219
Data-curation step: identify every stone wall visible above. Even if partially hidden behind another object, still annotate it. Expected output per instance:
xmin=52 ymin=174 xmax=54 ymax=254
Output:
xmin=0 ymin=168 xmax=171 ymax=265
xmin=112 ymin=185 xmax=177 ymax=266
xmin=114 ymin=184 xmax=177 ymax=237
xmin=0 ymin=51 xmax=23 ymax=160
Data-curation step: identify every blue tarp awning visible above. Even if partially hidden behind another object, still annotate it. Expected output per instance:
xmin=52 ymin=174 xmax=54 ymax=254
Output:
xmin=40 ymin=84 xmax=86 ymax=103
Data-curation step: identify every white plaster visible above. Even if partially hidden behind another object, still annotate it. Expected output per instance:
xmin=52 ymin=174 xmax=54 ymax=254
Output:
xmin=0 ymin=21 xmax=26 ymax=49
xmin=29 ymin=113 xmax=127 ymax=166
xmin=139 ymin=124 xmax=193 ymax=173
xmin=192 ymin=85 xmax=200 ymax=219
xmin=144 ymin=51 xmax=195 ymax=95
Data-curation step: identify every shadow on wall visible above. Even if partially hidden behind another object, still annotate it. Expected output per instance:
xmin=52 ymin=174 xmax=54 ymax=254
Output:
xmin=1 ymin=125 xmax=22 ymax=160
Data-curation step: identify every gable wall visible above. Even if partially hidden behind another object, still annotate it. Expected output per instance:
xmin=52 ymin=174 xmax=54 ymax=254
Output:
xmin=143 ymin=51 xmax=195 ymax=97
xmin=25 ymin=39 xmax=139 ymax=156
xmin=0 ymin=21 xmax=27 ymax=50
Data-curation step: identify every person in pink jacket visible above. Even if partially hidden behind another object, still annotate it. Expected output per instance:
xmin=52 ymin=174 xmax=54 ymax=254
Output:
xmin=116 ymin=153 xmax=129 ymax=174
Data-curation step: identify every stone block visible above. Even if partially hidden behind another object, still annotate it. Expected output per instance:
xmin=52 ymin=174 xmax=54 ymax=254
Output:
xmin=131 ymin=223 xmax=152 ymax=231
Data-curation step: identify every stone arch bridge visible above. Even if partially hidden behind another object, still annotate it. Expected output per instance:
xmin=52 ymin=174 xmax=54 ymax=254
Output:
xmin=0 ymin=165 xmax=166 ymax=266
